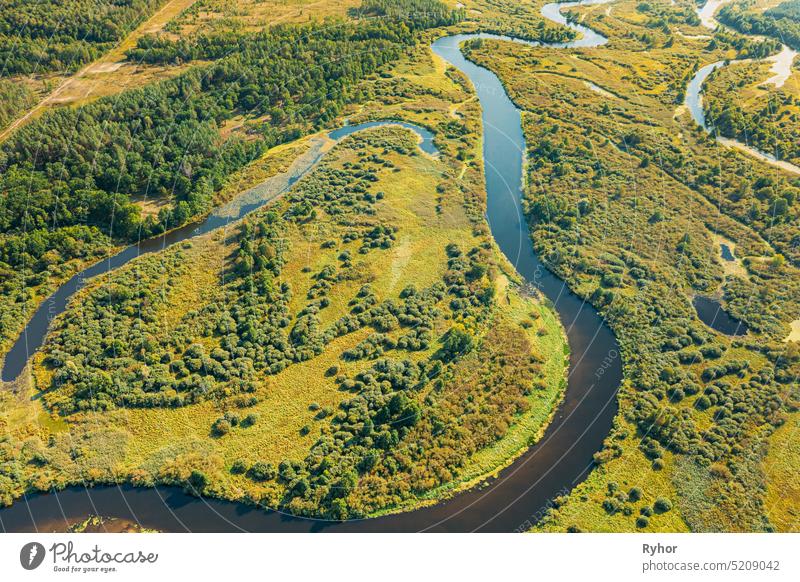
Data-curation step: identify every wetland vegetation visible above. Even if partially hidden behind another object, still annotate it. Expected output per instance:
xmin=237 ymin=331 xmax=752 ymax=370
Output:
xmin=0 ymin=0 xmax=798 ymax=531
xmin=0 ymin=0 xmax=570 ymax=520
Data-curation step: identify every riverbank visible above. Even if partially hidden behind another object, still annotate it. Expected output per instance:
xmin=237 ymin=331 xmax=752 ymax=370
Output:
xmin=455 ymin=0 xmax=800 ymax=531
xmin=687 ymin=0 xmax=800 ymax=174
xmin=0 ymin=2 xmax=623 ymax=532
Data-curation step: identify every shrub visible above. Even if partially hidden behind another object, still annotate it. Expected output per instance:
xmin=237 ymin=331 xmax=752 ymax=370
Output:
xmin=636 ymin=516 xmax=650 ymax=528
xmin=187 ymin=470 xmax=208 ymax=493
xmin=441 ymin=325 xmax=474 ymax=360
xmin=248 ymin=462 xmax=276 ymax=482
xmin=654 ymin=498 xmax=673 ymax=513
xmin=211 ymin=418 xmax=232 ymax=437
xmin=628 ymin=487 xmax=643 ymax=502
xmin=602 ymin=498 xmax=623 ymax=514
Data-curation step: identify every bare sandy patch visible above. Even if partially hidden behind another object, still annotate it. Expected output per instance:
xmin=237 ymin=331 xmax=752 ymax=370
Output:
xmin=87 ymin=62 xmax=124 ymax=74
xmin=711 ymin=233 xmax=748 ymax=278
xmin=132 ymin=195 xmax=171 ymax=219
xmin=785 ymin=320 xmax=800 ymax=343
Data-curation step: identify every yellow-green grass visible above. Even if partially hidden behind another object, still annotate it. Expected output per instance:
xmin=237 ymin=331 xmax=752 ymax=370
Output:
xmin=535 ymin=443 xmax=691 ymax=532
xmin=0 ymin=3 xmax=470 ymax=367
xmin=764 ymin=413 xmax=800 ymax=531
xmin=568 ymin=0 xmax=733 ymax=51
xmin=68 ymin=514 xmax=160 ymax=533
xmin=5 ymin=105 xmax=568 ymax=513
xmin=0 ymin=0 xmax=200 ymax=142
xmin=165 ymin=0 xmax=361 ymax=36
xmin=702 ymin=58 xmax=800 ymax=166
xmin=0 ymin=0 xmax=378 ymax=132
xmin=456 ymin=9 xmax=800 ymax=531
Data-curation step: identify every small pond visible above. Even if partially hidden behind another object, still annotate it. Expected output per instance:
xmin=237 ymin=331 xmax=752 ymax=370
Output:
xmin=693 ymin=295 xmax=748 ymax=336
xmin=720 ymin=243 xmax=735 ymax=262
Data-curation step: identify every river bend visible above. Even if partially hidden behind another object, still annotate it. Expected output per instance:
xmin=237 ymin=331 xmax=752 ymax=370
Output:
xmin=0 ymin=1 xmax=621 ymax=533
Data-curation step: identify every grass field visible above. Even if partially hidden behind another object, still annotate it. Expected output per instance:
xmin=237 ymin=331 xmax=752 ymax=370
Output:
xmin=0 ymin=33 xmax=569 ymax=516
xmin=763 ymin=413 xmax=800 ymax=531
xmin=2 ymin=0 xmax=799 ymax=530
xmin=454 ymin=0 xmax=800 ymax=532
xmin=0 ymin=0 xmax=200 ymax=142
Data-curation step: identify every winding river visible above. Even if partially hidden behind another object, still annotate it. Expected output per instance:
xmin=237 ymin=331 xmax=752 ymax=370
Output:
xmin=0 ymin=2 xmax=622 ymax=532
xmin=685 ymin=0 xmax=800 ymax=176
xmin=684 ymin=0 xmax=798 ymax=336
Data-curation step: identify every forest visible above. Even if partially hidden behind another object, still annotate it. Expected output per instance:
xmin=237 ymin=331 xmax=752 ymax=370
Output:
xmin=718 ymin=0 xmax=800 ymax=51
xmin=0 ymin=0 xmax=165 ymax=75
xmin=0 ymin=80 xmax=35 ymax=130
xmin=0 ymin=0 xmax=463 ymax=354
xmin=703 ymin=62 xmax=800 ymax=165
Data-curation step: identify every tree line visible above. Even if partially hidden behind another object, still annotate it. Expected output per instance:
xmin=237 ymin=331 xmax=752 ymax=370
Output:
xmin=0 ymin=0 xmax=463 ymax=351
xmin=718 ymin=0 xmax=800 ymax=51
xmin=0 ymin=0 xmax=164 ymax=75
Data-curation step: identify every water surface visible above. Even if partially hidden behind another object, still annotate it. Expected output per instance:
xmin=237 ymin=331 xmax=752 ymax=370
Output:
xmin=685 ymin=2 xmax=800 ymax=175
xmin=693 ymin=295 xmax=748 ymax=336
xmin=720 ymin=243 xmax=734 ymax=262
xmin=0 ymin=1 xmax=622 ymax=533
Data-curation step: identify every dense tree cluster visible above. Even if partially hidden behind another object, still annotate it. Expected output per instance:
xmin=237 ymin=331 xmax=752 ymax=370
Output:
xmin=0 ymin=0 xmax=163 ymax=75
xmin=278 ymin=321 xmax=544 ymax=519
xmin=0 ymin=80 xmax=35 ymax=130
xmin=718 ymin=0 xmax=800 ymax=52
xmin=703 ymin=65 xmax=800 ymax=165
xmin=0 ymin=0 xmax=461 ymax=352
xmin=512 ymin=100 xmax=800 ymax=529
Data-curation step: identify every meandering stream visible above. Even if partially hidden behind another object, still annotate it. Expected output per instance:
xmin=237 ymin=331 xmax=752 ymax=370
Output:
xmin=684 ymin=0 xmax=800 ymax=176
xmin=683 ymin=0 xmax=798 ymax=336
xmin=0 ymin=2 xmax=622 ymax=533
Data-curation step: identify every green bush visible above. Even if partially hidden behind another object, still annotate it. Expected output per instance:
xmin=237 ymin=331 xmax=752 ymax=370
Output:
xmin=654 ymin=498 xmax=673 ymax=513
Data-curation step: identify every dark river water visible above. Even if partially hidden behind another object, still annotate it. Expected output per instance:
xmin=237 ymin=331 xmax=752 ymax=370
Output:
xmin=0 ymin=2 xmax=622 ymax=533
